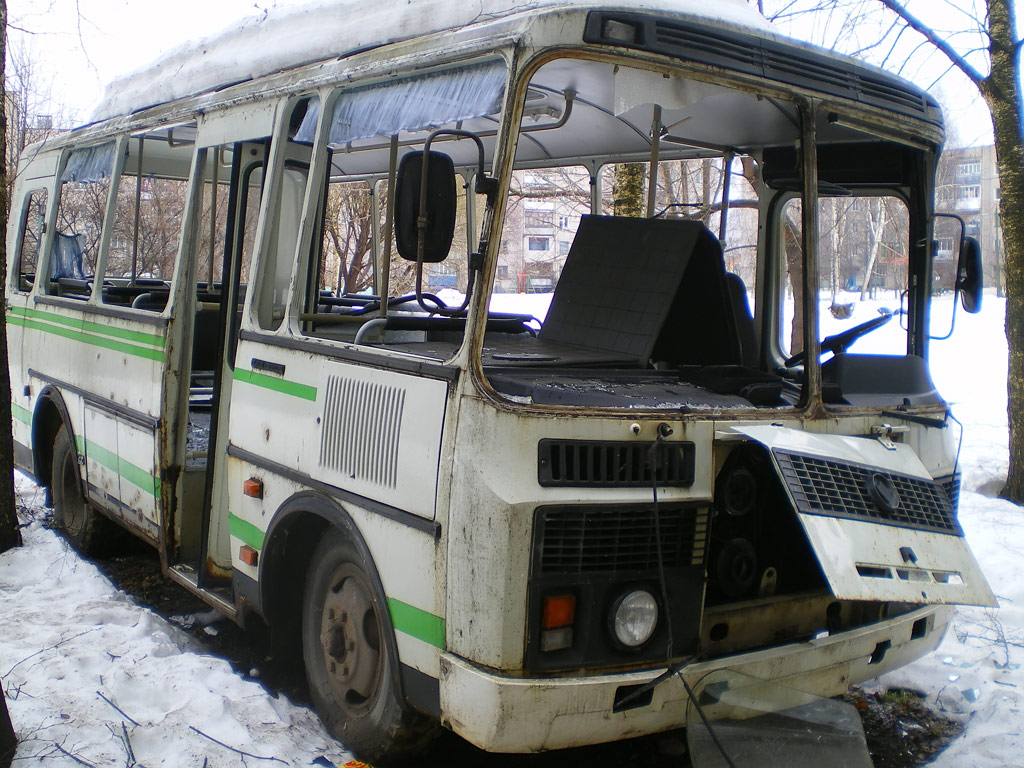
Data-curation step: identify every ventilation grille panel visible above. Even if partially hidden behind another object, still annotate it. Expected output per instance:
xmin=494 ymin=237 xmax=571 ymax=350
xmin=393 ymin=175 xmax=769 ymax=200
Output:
xmin=537 ymin=506 xmax=708 ymax=574
xmin=539 ymin=439 xmax=695 ymax=487
xmin=775 ymin=451 xmax=959 ymax=534
xmin=583 ymin=13 xmax=938 ymax=125
xmin=320 ymin=376 xmax=405 ymax=489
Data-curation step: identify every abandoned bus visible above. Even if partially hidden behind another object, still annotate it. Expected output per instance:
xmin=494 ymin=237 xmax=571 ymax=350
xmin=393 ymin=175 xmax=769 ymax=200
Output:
xmin=6 ymin=0 xmax=995 ymax=760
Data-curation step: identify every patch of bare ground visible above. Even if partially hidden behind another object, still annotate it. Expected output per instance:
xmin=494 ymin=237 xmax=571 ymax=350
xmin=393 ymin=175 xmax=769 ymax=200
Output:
xmin=844 ymin=686 xmax=965 ymax=768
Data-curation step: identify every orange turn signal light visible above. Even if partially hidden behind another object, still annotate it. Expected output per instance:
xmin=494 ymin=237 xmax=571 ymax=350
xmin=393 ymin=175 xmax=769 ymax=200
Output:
xmin=243 ymin=477 xmax=264 ymax=499
xmin=542 ymin=594 xmax=576 ymax=629
xmin=239 ymin=545 xmax=259 ymax=567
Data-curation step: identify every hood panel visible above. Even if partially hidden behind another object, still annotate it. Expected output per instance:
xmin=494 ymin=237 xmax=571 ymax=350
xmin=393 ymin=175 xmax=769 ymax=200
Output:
xmin=734 ymin=425 xmax=995 ymax=607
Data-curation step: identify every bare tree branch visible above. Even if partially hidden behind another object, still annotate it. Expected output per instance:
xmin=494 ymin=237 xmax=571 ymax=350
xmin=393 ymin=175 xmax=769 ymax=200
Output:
xmin=875 ymin=0 xmax=987 ymax=87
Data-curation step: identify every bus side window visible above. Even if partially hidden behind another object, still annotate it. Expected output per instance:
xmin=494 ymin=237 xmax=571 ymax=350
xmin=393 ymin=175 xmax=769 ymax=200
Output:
xmin=102 ymin=130 xmax=194 ymax=309
xmin=14 ymin=188 xmax=48 ymax=293
xmin=48 ymin=142 xmax=116 ymax=297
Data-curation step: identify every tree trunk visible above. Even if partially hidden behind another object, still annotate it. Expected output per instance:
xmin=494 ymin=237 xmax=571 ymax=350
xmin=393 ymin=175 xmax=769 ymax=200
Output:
xmin=0 ymin=0 xmax=21 ymax=554
xmin=613 ymin=163 xmax=645 ymax=217
xmin=859 ymin=199 xmax=888 ymax=301
xmin=985 ymin=0 xmax=1024 ymax=503
xmin=0 ymin=681 xmax=14 ymax=768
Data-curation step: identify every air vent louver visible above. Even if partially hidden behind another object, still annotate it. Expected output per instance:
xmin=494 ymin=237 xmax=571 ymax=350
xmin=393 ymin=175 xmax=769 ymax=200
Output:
xmin=539 ymin=439 xmax=695 ymax=487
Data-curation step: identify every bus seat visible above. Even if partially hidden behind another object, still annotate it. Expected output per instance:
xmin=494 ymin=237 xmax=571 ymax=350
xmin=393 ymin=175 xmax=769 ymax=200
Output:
xmin=539 ymin=215 xmax=705 ymax=366
xmin=724 ymin=272 xmax=758 ymax=368
xmin=651 ymin=227 xmax=744 ymax=367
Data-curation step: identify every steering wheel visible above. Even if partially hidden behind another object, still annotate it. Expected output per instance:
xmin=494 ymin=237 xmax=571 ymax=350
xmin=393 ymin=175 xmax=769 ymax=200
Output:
xmin=784 ymin=311 xmax=893 ymax=367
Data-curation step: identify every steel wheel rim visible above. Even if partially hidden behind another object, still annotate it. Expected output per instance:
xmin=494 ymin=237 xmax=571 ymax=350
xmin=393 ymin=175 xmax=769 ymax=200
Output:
xmin=57 ymin=447 xmax=85 ymax=537
xmin=319 ymin=563 xmax=383 ymax=714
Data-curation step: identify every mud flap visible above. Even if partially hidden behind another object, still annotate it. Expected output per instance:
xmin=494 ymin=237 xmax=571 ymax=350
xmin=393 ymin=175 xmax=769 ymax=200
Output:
xmin=732 ymin=425 xmax=995 ymax=607
xmin=687 ymin=669 xmax=873 ymax=768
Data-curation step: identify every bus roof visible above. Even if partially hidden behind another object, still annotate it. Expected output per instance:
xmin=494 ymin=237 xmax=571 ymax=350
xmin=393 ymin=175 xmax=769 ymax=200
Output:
xmin=92 ymin=0 xmax=770 ymax=122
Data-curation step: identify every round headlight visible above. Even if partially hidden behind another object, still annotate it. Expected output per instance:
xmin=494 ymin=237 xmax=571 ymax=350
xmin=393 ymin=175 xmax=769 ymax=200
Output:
xmin=611 ymin=589 xmax=658 ymax=647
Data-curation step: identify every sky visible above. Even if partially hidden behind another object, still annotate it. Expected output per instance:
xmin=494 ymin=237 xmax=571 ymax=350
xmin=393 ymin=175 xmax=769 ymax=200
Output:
xmin=5 ymin=0 xmax=1007 ymax=148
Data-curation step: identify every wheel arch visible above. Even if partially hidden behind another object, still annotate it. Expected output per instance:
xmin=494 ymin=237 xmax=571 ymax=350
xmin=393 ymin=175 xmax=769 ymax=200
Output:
xmin=259 ymin=491 xmax=386 ymax=659
xmin=32 ymin=386 xmax=75 ymax=489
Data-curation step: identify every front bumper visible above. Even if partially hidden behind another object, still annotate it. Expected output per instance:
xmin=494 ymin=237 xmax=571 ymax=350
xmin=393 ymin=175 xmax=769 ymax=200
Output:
xmin=438 ymin=604 xmax=950 ymax=753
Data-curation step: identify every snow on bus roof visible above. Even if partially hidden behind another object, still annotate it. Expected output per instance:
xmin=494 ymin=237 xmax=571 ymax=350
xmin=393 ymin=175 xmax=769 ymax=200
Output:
xmin=91 ymin=0 xmax=770 ymax=122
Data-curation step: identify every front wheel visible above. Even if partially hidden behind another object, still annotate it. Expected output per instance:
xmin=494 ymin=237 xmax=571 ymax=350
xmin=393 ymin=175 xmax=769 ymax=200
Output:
xmin=51 ymin=424 xmax=110 ymax=555
xmin=302 ymin=528 xmax=437 ymax=762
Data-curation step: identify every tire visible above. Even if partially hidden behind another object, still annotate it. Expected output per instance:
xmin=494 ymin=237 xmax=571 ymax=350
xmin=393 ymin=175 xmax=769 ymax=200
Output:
xmin=302 ymin=528 xmax=437 ymax=763
xmin=51 ymin=425 xmax=110 ymax=556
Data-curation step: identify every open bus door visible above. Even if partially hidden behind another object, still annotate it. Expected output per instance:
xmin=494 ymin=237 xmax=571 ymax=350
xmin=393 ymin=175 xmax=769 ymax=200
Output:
xmin=166 ymin=128 xmax=268 ymax=603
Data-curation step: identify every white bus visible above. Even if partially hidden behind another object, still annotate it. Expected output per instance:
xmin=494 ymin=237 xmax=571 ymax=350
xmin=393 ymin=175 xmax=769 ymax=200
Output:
xmin=6 ymin=0 xmax=994 ymax=760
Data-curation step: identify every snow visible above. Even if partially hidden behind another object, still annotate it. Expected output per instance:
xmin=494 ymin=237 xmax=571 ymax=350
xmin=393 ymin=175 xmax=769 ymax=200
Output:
xmin=1 ymin=483 xmax=352 ymax=767
xmin=1 ymin=291 xmax=1021 ymax=766
xmin=92 ymin=0 xmax=769 ymax=123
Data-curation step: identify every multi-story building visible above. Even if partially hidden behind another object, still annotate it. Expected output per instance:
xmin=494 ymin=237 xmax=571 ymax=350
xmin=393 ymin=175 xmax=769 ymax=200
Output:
xmin=939 ymin=145 xmax=1003 ymax=294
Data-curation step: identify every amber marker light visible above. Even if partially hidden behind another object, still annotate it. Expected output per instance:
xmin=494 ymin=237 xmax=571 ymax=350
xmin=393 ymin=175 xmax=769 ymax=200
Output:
xmin=541 ymin=593 xmax=576 ymax=652
xmin=239 ymin=545 xmax=259 ymax=567
xmin=542 ymin=594 xmax=577 ymax=628
xmin=243 ymin=477 xmax=264 ymax=499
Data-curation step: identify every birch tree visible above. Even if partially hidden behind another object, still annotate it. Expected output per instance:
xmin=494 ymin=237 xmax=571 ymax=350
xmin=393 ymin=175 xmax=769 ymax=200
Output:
xmin=761 ymin=0 xmax=1024 ymax=504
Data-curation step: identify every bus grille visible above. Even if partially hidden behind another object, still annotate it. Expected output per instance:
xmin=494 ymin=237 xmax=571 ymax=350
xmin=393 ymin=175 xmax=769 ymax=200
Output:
xmin=319 ymin=375 xmax=405 ymax=489
xmin=538 ymin=439 xmax=695 ymax=487
xmin=774 ymin=451 xmax=959 ymax=534
xmin=937 ymin=472 xmax=962 ymax=512
xmin=536 ymin=505 xmax=708 ymax=574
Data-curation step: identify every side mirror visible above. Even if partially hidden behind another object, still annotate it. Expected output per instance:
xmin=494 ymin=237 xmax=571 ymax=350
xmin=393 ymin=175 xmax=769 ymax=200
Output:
xmin=956 ymin=236 xmax=983 ymax=314
xmin=395 ymin=150 xmax=457 ymax=263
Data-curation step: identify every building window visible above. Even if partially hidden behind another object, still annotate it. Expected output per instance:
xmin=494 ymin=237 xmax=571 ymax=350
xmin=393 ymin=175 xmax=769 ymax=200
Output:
xmin=958 ymin=185 xmax=980 ymax=200
xmin=525 ymin=209 xmax=553 ymax=229
xmin=557 ymin=214 xmax=571 ymax=229
xmin=528 ymin=236 xmax=550 ymax=251
xmin=958 ymin=161 xmax=981 ymax=177
xmin=558 ymin=240 xmax=570 ymax=255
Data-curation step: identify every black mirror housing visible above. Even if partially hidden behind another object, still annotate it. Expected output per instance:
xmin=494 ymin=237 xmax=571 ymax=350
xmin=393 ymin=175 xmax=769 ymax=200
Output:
xmin=395 ymin=150 xmax=457 ymax=263
xmin=956 ymin=236 xmax=983 ymax=314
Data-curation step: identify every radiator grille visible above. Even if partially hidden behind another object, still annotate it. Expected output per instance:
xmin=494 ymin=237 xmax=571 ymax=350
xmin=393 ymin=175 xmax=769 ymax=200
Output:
xmin=937 ymin=472 xmax=962 ymax=512
xmin=536 ymin=506 xmax=708 ymax=574
xmin=538 ymin=440 xmax=694 ymax=487
xmin=775 ymin=451 xmax=959 ymax=534
xmin=319 ymin=376 xmax=405 ymax=489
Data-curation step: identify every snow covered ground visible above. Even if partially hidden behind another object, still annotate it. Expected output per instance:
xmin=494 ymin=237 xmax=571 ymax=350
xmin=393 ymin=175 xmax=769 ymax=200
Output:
xmin=1 ymin=293 xmax=1020 ymax=766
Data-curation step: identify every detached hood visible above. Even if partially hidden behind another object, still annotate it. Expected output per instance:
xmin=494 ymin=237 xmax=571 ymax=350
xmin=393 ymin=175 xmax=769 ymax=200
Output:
xmin=733 ymin=425 xmax=995 ymax=608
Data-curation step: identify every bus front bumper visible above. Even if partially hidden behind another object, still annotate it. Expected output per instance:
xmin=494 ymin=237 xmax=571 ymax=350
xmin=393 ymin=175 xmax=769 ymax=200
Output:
xmin=437 ymin=604 xmax=950 ymax=753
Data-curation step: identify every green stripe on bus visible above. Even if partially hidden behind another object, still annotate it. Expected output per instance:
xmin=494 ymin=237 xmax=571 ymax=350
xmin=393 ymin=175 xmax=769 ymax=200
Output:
xmin=76 ymin=436 xmax=160 ymax=497
xmin=12 ymin=404 xmax=32 ymax=425
xmin=229 ymin=513 xmax=266 ymax=551
xmin=388 ymin=598 xmax=446 ymax=649
xmin=8 ymin=314 xmax=165 ymax=362
xmin=233 ymin=368 xmax=317 ymax=402
xmin=10 ymin=306 xmax=166 ymax=348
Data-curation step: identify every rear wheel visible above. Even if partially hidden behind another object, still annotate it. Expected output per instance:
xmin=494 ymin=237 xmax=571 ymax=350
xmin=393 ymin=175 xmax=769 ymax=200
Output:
xmin=302 ymin=528 xmax=437 ymax=762
xmin=51 ymin=425 xmax=110 ymax=555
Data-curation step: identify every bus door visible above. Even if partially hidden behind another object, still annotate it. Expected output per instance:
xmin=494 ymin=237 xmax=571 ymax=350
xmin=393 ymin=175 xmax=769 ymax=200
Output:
xmin=170 ymin=122 xmax=268 ymax=592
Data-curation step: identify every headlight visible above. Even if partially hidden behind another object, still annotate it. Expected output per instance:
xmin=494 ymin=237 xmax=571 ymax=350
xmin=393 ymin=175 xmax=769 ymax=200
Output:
xmin=611 ymin=589 xmax=658 ymax=647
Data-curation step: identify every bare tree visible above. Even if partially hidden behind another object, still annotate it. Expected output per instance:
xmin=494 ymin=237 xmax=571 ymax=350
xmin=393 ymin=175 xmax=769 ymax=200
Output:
xmin=760 ymin=0 xmax=1024 ymax=504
